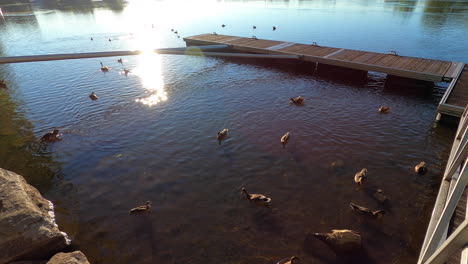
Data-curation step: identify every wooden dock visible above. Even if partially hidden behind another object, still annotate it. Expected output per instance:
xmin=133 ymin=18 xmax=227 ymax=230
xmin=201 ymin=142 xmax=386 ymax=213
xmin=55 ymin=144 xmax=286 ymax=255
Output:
xmin=438 ymin=65 xmax=468 ymax=118
xmin=184 ymin=34 xmax=467 ymax=118
xmin=184 ymin=33 xmax=462 ymax=82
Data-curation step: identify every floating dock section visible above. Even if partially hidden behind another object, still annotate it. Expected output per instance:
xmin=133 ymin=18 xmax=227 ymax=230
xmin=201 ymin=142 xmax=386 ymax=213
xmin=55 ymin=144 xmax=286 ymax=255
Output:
xmin=184 ymin=33 xmax=466 ymax=118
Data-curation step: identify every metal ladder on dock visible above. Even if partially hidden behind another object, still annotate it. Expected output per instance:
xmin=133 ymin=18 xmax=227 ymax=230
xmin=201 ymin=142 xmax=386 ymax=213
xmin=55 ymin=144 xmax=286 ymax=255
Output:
xmin=419 ymin=106 xmax=468 ymax=264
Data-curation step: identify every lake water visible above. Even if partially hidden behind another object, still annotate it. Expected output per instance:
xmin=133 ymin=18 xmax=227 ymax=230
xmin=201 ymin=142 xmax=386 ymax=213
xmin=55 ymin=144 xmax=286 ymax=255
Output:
xmin=1 ymin=0 xmax=467 ymax=263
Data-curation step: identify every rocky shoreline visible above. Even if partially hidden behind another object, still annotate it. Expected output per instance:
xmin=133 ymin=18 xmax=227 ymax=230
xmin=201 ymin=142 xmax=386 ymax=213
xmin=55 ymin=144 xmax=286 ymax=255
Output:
xmin=0 ymin=168 xmax=89 ymax=264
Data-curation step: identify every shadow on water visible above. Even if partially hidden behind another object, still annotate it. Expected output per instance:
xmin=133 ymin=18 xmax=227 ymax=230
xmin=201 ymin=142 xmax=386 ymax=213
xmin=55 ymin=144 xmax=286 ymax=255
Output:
xmin=303 ymin=233 xmax=376 ymax=264
xmin=0 ymin=65 xmax=60 ymax=192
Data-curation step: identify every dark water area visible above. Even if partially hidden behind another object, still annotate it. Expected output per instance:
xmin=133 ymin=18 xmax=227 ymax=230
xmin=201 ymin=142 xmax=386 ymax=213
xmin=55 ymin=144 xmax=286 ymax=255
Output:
xmin=1 ymin=0 xmax=467 ymax=263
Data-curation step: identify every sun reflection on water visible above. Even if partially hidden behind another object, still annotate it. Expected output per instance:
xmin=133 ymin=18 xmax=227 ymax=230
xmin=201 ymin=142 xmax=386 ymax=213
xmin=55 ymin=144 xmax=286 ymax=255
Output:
xmin=131 ymin=34 xmax=168 ymax=107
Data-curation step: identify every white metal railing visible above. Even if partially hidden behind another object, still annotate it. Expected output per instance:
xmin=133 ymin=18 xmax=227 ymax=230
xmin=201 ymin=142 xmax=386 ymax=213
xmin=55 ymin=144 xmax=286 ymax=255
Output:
xmin=418 ymin=106 xmax=468 ymax=264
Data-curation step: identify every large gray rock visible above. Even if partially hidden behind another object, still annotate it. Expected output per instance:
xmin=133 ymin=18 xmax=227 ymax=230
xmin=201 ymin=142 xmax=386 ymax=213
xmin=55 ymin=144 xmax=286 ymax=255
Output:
xmin=0 ymin=168 xmax=70 ymax=264
xmin=47 ymin=251 xmax=90 ymax=264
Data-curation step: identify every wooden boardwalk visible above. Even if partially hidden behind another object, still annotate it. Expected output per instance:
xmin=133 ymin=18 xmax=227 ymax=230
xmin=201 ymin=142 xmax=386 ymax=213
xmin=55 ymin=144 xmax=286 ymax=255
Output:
xmin=184 ymin=34 xmax=467 ymax=119
xmin=184 ymin=33 xmax=461 ymax=82
xmin=438 ymin=65 xmax=468 ymax=118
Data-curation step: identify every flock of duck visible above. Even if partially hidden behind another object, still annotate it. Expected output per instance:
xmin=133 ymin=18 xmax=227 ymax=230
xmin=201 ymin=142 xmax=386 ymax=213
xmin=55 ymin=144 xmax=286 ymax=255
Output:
xmin=37 ymin=88 xmax=430 ymax=261
xmin=215 ymin=24 xmax=278 ymax=39
xmin=29 ymin=34 xmax=431 ymax=262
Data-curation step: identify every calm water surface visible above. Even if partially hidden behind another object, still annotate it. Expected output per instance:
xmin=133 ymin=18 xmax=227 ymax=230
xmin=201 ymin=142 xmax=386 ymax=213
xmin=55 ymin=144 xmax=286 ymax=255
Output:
xmin=1 ymin=0 xmax=467 ymax=263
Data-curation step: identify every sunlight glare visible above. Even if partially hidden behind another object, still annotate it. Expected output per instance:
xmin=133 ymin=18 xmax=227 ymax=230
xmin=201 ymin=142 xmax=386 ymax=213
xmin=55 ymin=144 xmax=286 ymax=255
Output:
xmin=133 ymin=50 xmax=167 ymax=107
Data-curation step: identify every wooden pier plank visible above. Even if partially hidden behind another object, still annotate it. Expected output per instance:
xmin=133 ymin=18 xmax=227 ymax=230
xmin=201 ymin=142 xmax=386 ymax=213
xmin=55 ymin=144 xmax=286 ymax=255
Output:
xmin=446 ymin=62 xmax=466 ymax=79
xmin=184 ymin=34 xmax=455 ymax=82
xmin=446 ymin=65 xmax=468 ymax=108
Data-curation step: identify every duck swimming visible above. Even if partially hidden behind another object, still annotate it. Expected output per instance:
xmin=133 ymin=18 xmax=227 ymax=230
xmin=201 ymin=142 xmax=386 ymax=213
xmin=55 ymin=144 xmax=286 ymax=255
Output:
xmin=217 ymin=129 xmax=228 ymax=145
xmin=313 ymin=229 xmax=362 ymax=253
xmin=123 ymin=69 xmax=131 ymax=76
xmin=290 ymin=96 xmax=303 ymax=105
xmin=241 ymin=188 xmax=271 ymax=205
xmin=40 ymin=129 xmax=61 ymax=143
xmin=349 ymin=202 xmax=385 ymax=218
xmin=129 ymin=201 xmax=151 ymax=215
xmin=354 ymin=168 xmax=367 ymax=184
xmin=278 ymin=256 xmax=299 ymax=264
xmin=415 ymin=161 xmax=427 ymax=174
xmin=100 ymin=62 xmax=109 ymax=72
xmin=89 ymin=92 xmax=98 ymax=100
xmin=117 ymin=58 xmax=123 ymax=64
xmin=281 ymin=132 xmax=290 ymax=148
xmin=378 ymin=106 xmax=390 ymax=113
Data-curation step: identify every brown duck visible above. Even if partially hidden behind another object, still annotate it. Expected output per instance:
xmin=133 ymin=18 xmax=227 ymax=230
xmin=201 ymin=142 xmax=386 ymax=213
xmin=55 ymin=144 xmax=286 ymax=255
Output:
xmin=279 ymin=256 xmax=300 ymax=264
xmin=129 ymin=201 xmax=151 ymax=214
xmin=241 ymin=188 xmax=271 ymax=205
xmin=313 ymin=229 xmax=362 ymax=253
xmin=349 ymin=202 xmax=385 ymax=218
xmin=281 ymin=132 xmax=290 ymax=148
xmin=216 ymin=129 xmax=228 ymax=145
xmin=40 ymin=129 xmax=61 ymax=143
xmin=414 ymin=161 xmax=427 ymax=174
xmin=89 ymin=92 xmax=98 ymax=100
xmin=100 ymin=62 xmax=109 ymax=72
xmin=354 ymin=168 xmax=367 ymax=184
xmin=290 ymin=96 xmax=303 ymax=105
xmin=378 ymin=106 xmax=390 ymax=113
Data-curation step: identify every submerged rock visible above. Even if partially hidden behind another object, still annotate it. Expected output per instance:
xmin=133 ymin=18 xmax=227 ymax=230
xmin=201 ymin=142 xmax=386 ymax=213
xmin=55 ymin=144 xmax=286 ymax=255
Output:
xmin=47 ymin=251 xmax=90 ymax=264
xmin=0 ymin=168 xmax=70 ymax=263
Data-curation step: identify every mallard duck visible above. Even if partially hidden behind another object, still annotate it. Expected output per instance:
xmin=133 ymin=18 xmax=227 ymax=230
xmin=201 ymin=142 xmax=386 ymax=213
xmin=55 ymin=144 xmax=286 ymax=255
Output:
xmin=349 ymin=202 xmax=385 ymax=218
xmin=40 ymin=129 xmax=60 ymax=143
xmin=241 ymin=188 xmax=271 ymax=205
xmin=90 ymin=37 xmax=93 ymax=41
xmin=415 ymin=161 xmax=427 ymax=174
xmin=108 ymin=38 xmax=112 ymax=42
xmin=279 ymin=256 xmax=299 ymax=264
xmin=273 ymin=26 xmax=277 ymax=31
xmin=354 ymin=168 xmax=367 ymax=184
xmin=290 ymin=96 xmax=303 ymax=105
xmin=313 ymin=229 xmax=362 ymax=253
xmin=100 ymin=62 xmax=109 ymax=72
xmin=129 ymin=201 xmax=151 ymax=214
xmin=89 ymin=92 xmax=98 ymax=100
xmin=123 ymin=69 xmax=131 ymax=75
xmin=221 ymin=24 xmax=226 ymax=28
xmin=372 ymin=189 xmax=388 ymax=203
xmin=378 ymin=106 xmax=390 ymax=113
xmin=171 ymin=29 xmax=174 ymax=32
xmin=117 ymin=58 xmax=123 ymax=64
xmin=0 ymin=79 xmax=6 ymax=88
xmin=281 ymin=132 xmax=290 ymax=148
xmin=174 ymin=31 xmax=178 ymax=34
xmin=217 ymin=129 xmax=228 ymax=145
xmin=253 ymin=25 xmax=256 ymax=29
